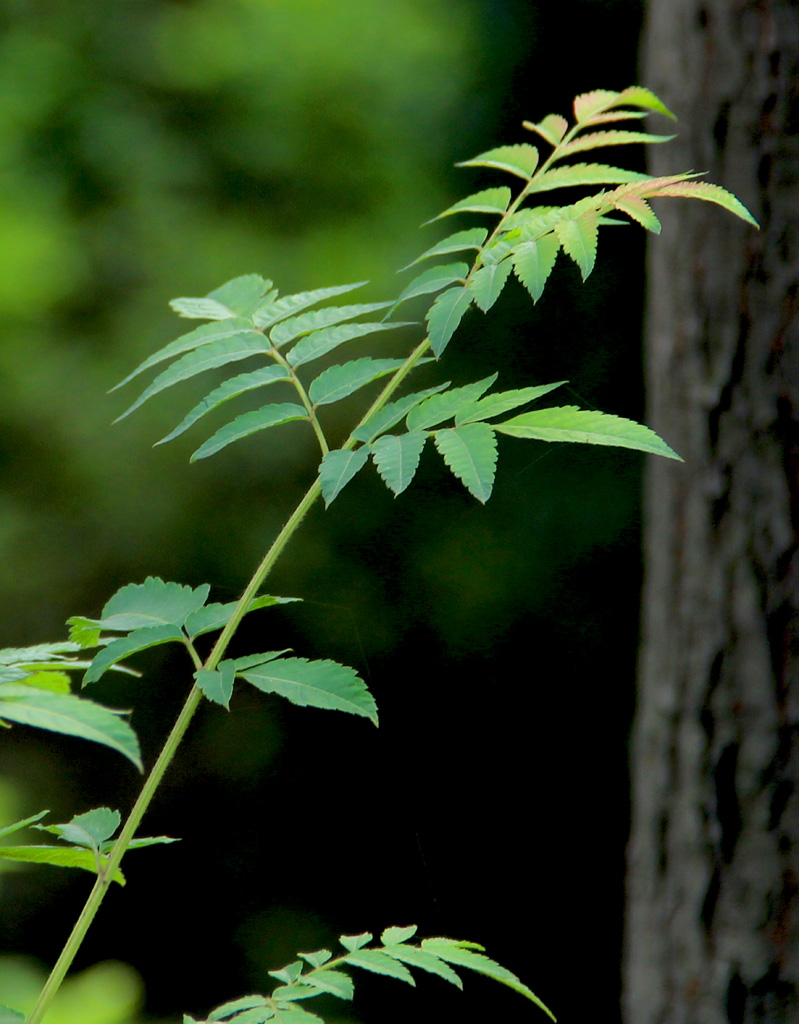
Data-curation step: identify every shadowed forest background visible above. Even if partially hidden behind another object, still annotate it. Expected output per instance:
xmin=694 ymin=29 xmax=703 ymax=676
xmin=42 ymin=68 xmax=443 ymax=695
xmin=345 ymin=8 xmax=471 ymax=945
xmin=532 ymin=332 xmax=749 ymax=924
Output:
xmin=0 ymin=1 xmax=652 ymax=1021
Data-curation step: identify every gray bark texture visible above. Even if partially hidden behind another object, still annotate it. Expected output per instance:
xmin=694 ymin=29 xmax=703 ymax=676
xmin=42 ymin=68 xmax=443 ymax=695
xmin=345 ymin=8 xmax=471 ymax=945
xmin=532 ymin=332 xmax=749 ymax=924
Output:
xmin=625 ymin=2 xmax=799 ymax=1023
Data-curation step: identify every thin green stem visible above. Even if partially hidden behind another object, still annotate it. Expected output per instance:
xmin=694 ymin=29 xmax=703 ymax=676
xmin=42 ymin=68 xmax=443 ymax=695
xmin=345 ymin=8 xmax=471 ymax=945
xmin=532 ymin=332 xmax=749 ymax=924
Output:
xmin=270 ymin=347 xmax=330 ymax=457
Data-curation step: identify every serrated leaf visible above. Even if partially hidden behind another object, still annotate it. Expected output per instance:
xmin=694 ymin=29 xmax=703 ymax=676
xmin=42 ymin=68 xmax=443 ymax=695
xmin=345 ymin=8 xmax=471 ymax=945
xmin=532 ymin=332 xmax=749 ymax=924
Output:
xmin=344 ymin=950 xmax=415 ymax=984
xmin=195 ymin=663 xmax=235 ymax=709
xmin=351 ymin=383 xmax=450 ymax=444
xmin=522 ymin=113 xmax=568 ymax=146
xmin=269 ymin=962 xmax=304 ymax=985
xmin=208 ymin=996 xmax=269 ymax=1022
xmin=433 ymin=424 xmax=498 ymax=503
xmin=390 ymin=263 xmax=469 ymax=312
xmin=431 ymin=187 xmax=511 ymax=222
xmin=555 ymin=211 xmax=599 ymax=280
xmin=169 ymin=297 xmax=240 ymax=321
xmin=206 ymin=275 xmax=273 ymax=317
xmin=0 ymin=845 xmax=125 ymax=885
xmin=613 ymin=194 xmax=661 ymax=232
xmin=339 ymin=932 xmax=372 ymax=952
xmin=383 ymin=945 xmax=462 ymax=988
xmin=269 ymin=1007 xmax=322 ymax=1024
xmin=287 ymin=321 xmax=411 ymax=369
xmin=231 ymin=651 xmax=291 ymax=671
xmin=0 ymin=810 xmax=49 ymax=839
xmin=380 ymin=925 xmax=418 ymax=945
xmin=298 ymin=950 xmax=332 ymax=969
xmin=613 ymin=85 xmax=675 ymax=119
xmin=555 ymin=130 xmax=675 ymax=162
xmin=468 ymin=260 xmax=513 ymax=312
xmin=0 ymin=686 xmax=141 ymax=769
xmin=645 ymin=180 xmax=759 ymax=226
xmin=303 ymin=970 xmax=354 ymax=1000
xmin=512 ymin=235 xmax=561 ymax=302
xmin=241 ymin=657 xmax=378 ymax=724
xmin=191 ymin=404 xmax=308 ymax=462
xmin=0 ymin=643 xmax=82 ymax=666
xmin=573 ymin=88 xmax=621 ymax=123
xmin=115 ymin=335 xmax=271 ymax=422
xmin=18 ymin=671 xmax=70 ymax=694
xmin=112 ymin=318 xmax=259 ymax=392
xmin=76 ymin=578 xmax=211 ymax=634
xmin=319 ymin=448 xmax=369 ymax=507
xmin=426 ymin=286 xmax=472 ymax=357
xmin=270 ymin=985 xmax=315 ymax=1003
xmin=83 ymin=625 xmax=186 ymax=685
xmin=253 ymin=282 xmax=367 ymax=330
xmin=185 ymin=596 xmax=299 ymax=640
xmin=456 ymin=381 xmax=567 ymax=424
xmin=156 ymin=366 xmax=291 ymax=445
xmin=420 ymin=942 xmax=555 ymax=1020
xmin=400 ymin=228 xmax=488 ymax=270
xmin=457 ymin=144 xmax=539 ymax=180
xmin=494 ymin=406 xmax=682 ymax=460
xmin=370 ymin=432 xmax=427 ymax=496
xmin=309 ymin=358 xmax=412 ymax=407
xmin=39 ymin=807 xmax=120 ymax=849
xmin=407 ymin=375 xmax=497 ymax=431
xmin=270 ymin=302 xmax=393 ymax=348
xmin=524 ymin=162 xmax=651 ymax=196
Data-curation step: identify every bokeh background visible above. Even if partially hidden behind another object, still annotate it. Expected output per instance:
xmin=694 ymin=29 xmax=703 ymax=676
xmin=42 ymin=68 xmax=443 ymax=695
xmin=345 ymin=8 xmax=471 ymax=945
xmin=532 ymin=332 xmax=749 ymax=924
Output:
xmin=0 ymin=1 xmax=651 ymax=1021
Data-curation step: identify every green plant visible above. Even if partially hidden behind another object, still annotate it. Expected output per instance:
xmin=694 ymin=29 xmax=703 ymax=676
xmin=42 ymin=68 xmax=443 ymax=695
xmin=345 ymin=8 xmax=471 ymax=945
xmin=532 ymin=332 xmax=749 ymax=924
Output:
xmin=0 ymin=86 xmax=755 ymax=1024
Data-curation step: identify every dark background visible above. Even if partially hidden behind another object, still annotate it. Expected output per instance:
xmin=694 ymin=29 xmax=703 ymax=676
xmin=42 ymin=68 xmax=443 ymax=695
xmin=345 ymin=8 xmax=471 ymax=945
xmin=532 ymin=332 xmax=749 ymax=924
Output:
xmin=0 ymin=1 xmax=654 ymax=1021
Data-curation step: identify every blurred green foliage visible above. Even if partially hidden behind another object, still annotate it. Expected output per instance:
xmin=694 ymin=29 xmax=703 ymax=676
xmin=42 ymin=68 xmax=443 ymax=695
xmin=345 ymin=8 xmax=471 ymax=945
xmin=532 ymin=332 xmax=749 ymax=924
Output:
xmin=0 ymin=957 xmax=143 ymax=1024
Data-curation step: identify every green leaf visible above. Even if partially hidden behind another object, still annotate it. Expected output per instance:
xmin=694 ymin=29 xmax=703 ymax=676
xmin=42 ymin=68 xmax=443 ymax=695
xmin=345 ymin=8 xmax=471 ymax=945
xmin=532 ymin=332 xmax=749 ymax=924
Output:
xmin=309 ymin=358 xmax=413 ymax=408
xmin=270 ymin=302 xmax=393 ymax=348
xmin=16 ymin=671 xmax=70 ymax=694
xmin=426 ymin=286 xmax=472 ymax=357
xmin=407 ymin=375 xmax=497 ymax=432
xmin=645 ymin=180 xmax=759 ymax=227
xmin=83 ymin=625 xmax=186 ymax=685
xmin=169 ymin=297 xmax=242 ymax=321
xmin=494 ymin=406 xmax=682 ymax=459
xmin=231 ymin=651 xmax=291 ymax=671
xmin=303 ymin=970 xmax=354 ymax=1000
xmin=383 ymin=946 xmax=462 ymax=988
xmin=0 ymin=642 xmax=82 ymax=666
xmin=524 ymin=162 xmax=651 ymax=195
xmin=253 ymin=282 xmax=367 ymax=330
xmin=206 ymin=275 xmax=274 ymax=317
xmin=339 ymin=932 xmax=372 ymax=952
xmin=191 ymin=404 xmax=308 ymax=462
xmin=195 ymin=663 xmax=235 ymax=709
xmin=0 ymin=845 xmax=125 ymax=885
xmin=433 ymin=424 xmax=498 ymax=503
xmin=380 ymin=925 xmax=418 ymax=945
xmin=0 ymin=1008 xmax=25 ymax=1023
xmin=318 ymin=448 xmax=369 ymax=507
xmin=613 ymin=194 xmax=661 ymax=233
xmin=522 ymin=113 xmax=568 ymax=146
xmin=431 ymin=187 xmax=512 ymax=221
xmin=400 ymin=228 xmax=488 ymax=270
xmin=370 ymin=432 xmax=427 ymax=496
xmin=468 ymin=260 xmax=513 ymax=312
xmin=287 ymin=321 xmax=412 ymax=369
xmin=351 ymin=383 xmax=450 ymax=444
xmin=456 ymin=144 xmax=539 ymax=180
xmin=0 ymin=686 xmax=142 ymax=770
xmin=38 ymin=807 xmax=119 ymax=850
xmin=573 ymin=88 xmax=622 ymax=123
xmin=185 ymin=596 xmax=299 ymax=640
xmin=420 ymin=942 xmax=555 ymax=1020
xmin=512 ymin=235 xmax=561 ymax=302
xmin=555 ymin=211 xmax=599 ymax=280
xmin=269 ymin=962 xmax=304 ymax=984
xmin=555 ymin=130 xmax=675 ymax=161
xmin=156 ymin=366 xmax=291 ymax=445
xmin=0 ymin=810 xmax=49 ymax=839
xmin=124 ymin=835 xmax=180 ymax=850
xmin=112 ymin=318 xmax=259 ymax=391
xmin=208 ymin=996 xmax=269 ymax=1021
xmin=613 ymin=85 xmax=676 ymax=119
xmin=343 ymin=950 xmax=415 ymax=985
xmin=242 ymin=658 xmax=377 ymax=724
xmin=298 ymin=950 xmax=332 ymax=969
xmin=269 ymin=1007 xmax=322 ymax=1024
xmin=391 ymin=263 xmax=469 ymax=311
xmin=115 ymin=335 xmax=272 ymax=422
xmin=456 ymin=381 xmax=567 ymax=424
xmin=572 ymin=85 xmax=674 ymax=123
xmin=76 ymin=577 xmax=211 ymax=634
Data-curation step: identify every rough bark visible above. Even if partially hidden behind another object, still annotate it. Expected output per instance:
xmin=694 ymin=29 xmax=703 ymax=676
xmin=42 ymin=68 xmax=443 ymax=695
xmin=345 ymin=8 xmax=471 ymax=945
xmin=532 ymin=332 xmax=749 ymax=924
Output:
xmin=625 ymin=2 xmax=799 ymax=1023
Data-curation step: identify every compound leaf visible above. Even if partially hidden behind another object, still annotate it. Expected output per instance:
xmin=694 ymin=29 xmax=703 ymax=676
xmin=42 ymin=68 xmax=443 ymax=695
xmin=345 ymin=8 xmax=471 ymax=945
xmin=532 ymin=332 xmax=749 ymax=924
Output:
xmin=157 ymin=366 xmax=291 ymax=445
xmin=241 ymin=657 xmax=377 ymax=724
xmin=302 ymin=971 xmax=353 ymax=1000
xmin=342 ymin=950 xmax=414 ymax=985
xmin=0 ymin=687 xmax=141 ymax=770
xmin=351 ymin=383 xmax=450 ymax=444
xmin=370 ymin=432 xmax=427 ymax=496
xmin=287 ymin=321 xmax=412 ymax=369
xmin=524 ymin=162 xmax=650 ymax=195
xmin=309 ymin=358 xmax=413 ymax=408
xmin=270 ymin=302 xmax=393 ymax=348
xmin=468 ymin=260 xmax=513 ymax=312
xmin=457 ymin=144 xmax=539 ymax=180
xmin=456 ymin=381 xmax=567 ymax=424
xmin=407 ymin=375 xmax=497 ymax=431
xmin=554 ymin=130 xmax=674 ymax=161
xmin=511 ymin=235 xmax=561 ymax=301
xmin=383 ymin=945 xmax=462 ymax=988
xmin=191 ymin=404 xmax=308 ymax=462
xmin=644 ymin=180 xmax=759 ymax=226
xmin=253 ymin=282 xmax=367 ymax=330
xmin=426 ymin=286 xmax=472 ymax=357
xmin=319 ymin=447 xmax=370 ymax=507
xmin=400 ymin=228 xmax=488 ymax=270
xmin=433 ymin=424 xmax=498 ymax=503
xmin=83 ymin=625 xmax=186 ymax=685
xmin=494 ymin=406 xmax=682 ymax=459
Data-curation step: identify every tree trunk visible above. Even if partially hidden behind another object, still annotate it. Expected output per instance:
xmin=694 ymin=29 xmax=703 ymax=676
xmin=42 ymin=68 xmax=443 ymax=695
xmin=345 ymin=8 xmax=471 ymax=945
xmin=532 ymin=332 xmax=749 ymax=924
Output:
xmin=625 ymin=3 xmax=799 ymax=1023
